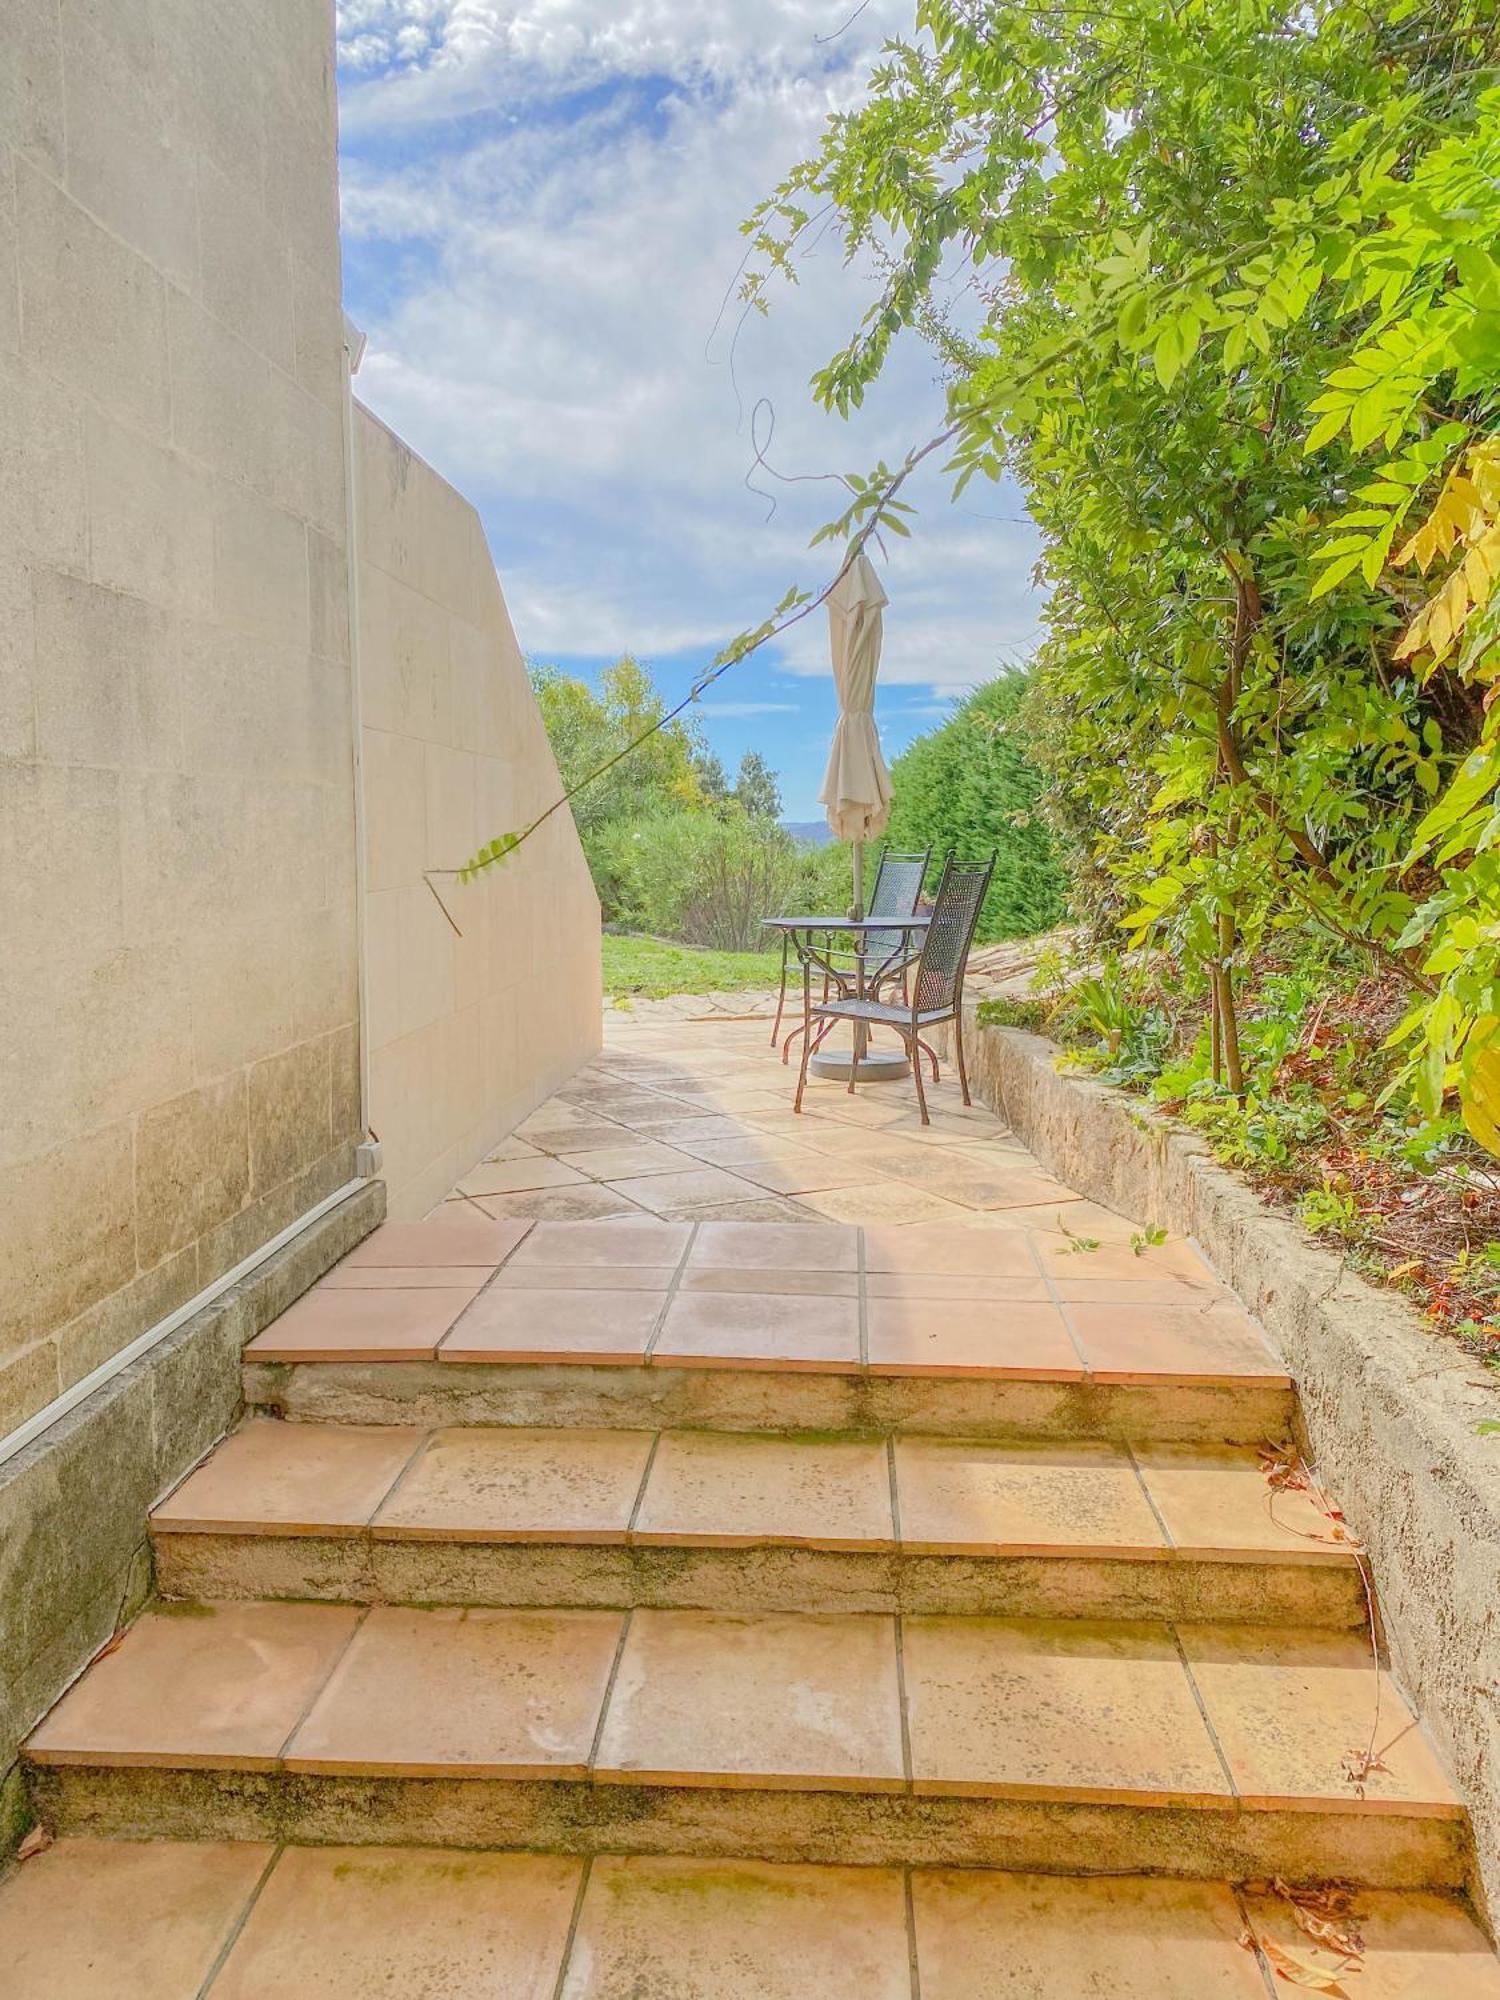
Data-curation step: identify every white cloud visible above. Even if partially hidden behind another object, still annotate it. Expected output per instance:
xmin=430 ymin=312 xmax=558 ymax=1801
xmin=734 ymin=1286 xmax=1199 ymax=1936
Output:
xmin=337 ymin=0 xmax=1042 ymax=695
xmin=694 ymin=701 xmax=802 ymax=718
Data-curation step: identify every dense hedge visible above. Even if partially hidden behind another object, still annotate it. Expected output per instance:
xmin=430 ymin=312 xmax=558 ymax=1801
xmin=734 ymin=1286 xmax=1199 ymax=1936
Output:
xmin=883 ymin=674 xmax=1068 ymax=942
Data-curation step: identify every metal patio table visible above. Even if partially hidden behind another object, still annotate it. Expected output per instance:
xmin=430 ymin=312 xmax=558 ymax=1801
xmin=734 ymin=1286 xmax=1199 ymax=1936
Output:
xmin=763 ymin=913 xmax=931 ymax=1084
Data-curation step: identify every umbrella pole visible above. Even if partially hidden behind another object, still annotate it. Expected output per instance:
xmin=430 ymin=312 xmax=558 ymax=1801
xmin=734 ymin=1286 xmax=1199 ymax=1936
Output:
xmin=851 ymin=841 xmax=867 ymax=1065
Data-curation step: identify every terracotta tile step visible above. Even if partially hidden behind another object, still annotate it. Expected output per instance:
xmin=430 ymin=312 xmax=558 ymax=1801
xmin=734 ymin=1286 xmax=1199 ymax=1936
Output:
xmin=25 ymin=1603 xmax=1469 ymax=1888
xmin=4 ymin=1841 xmax=1498 ymax=2000
xmin=150 ymin=1421 xmax=1366 ymax=1627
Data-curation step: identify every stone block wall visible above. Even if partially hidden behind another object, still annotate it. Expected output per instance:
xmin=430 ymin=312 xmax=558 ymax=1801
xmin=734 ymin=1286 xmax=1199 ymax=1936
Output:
xmin=0 ymin=0 xmax=361 ymax=1439
xmin=356 ymin=409 xmax=602 ymax=1218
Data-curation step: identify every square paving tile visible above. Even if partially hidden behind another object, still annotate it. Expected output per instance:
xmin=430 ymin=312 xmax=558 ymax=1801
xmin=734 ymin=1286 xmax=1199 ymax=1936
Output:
xmin=211 ymin=1847 xmax=580 ymax=2000
xmin=865 ymin=1271 xmax=1051 ymax=1302
xmin=798 ymin=1181 xmax=968 ymax=1226
xmin=440 ymin=1288 xmax=665 ymax=1364
xmin=866 ymin=1299 xmax=1079 ymax=1378
xmin=456 ymin=1157 xmax=588 ymax=1196
xmin=863 ymin=1225 xmax=1039 ymax=1278
xmin=560 ymin=1856 xmax=912 ymax=2000
xmin=153 ymin=1422 xmax=424 ymax=1534
xmin=372 ymin=1428 xmax=654 ymax=1541
xmin=509 ymin=1219 xmax=691 ymax=1268
xmin=594 ymin=1610 xmax=905 ymax=1791
xmin=470 ymin=1186 xmax=650 ymax=1223
xmin=0 ymin=1839 xmax=271 ymax=2000
xmin=681 ymin=1265 xmax=859 ymax=1298
xmin=608 ymin=1167 xmax=767 ymax=1214
xmin=1177 ymin=1625 xmax=1462 ymax=1812
xmin=689 ymin=1221 xmax=858 ymax=1272
xmin=635 ymin=1433 xmax=894 ymax=1549
xmin=244 ymin=1286 xmax=479 ymax=1362
xmin=1134 ymin=1443 xmax=1352 ymax=1559
xmin=1025 ymin=1223 xmax=1215 ymax=1281
xmin=490 ymin=1262 xmax=680 ymax=1292
xmin=1068 ymin=1301 xmax=1286 ymax=1383
xmin=652 ymin=1291 xmax=861 ymax=1371
xmin=913 ymin=1871 xmax=1267 ymax=1998
xmin=344 ymin=1218 xmax=531 ymax=1267
xmin=28 ymin=1603 xmax=360 ymax=1770
xmin=1239 ymin=1889 xmax=1500 ymax=2000
xmin=721 ymin=1145 xmax=874 ymax=1196
xmin=894 ymin=1440 xmax=1166 ymax=1555
xmin=286 ymin=1607 xmax=624 ymax=1778
xmin=901 ymin=1617 xmax=1231 ymax=1803
xmin=555 ymin=1140 xmax=689 ymax=1179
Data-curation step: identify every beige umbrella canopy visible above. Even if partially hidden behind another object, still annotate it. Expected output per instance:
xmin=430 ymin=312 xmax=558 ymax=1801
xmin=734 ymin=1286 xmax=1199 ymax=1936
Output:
xmin=819 ymin=548 xmax=892 ymax=860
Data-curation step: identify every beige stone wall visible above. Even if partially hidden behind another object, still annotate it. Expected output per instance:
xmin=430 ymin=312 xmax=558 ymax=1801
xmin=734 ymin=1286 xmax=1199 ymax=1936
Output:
xmin=355 ymin=408 xmax=601 ymax=1219
xmin=0 ymin=2 xmax=361 ymax=1439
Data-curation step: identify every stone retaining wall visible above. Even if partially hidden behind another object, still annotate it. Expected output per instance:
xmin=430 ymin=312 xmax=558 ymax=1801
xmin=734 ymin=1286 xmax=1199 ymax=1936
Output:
xmin=955 ymin=1014 xmax=1500 ymax=1922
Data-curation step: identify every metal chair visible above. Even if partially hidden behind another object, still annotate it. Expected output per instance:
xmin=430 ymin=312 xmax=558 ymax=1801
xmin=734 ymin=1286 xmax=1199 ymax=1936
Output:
xmin=793 ymin=853 xmax=995 ymax=1124
xmin=772 ymin=845 xmax=932 ymax=1055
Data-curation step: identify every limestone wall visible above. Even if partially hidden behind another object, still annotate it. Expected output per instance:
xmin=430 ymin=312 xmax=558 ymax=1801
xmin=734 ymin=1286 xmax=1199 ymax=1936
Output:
xmin=0 ymin=2 xmax=361 ymax=1439
xmin=355 ymin=409 xmax=602 ymax=1219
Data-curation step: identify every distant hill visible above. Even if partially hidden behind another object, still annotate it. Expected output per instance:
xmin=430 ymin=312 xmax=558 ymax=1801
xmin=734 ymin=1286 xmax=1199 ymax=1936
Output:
xmin=782 ymin=820 xmax=834 ymax=847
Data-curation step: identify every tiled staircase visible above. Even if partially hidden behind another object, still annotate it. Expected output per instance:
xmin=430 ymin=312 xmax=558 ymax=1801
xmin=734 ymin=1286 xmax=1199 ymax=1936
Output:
xmin=8 ymin=1214 xmax=1500 ymax=1995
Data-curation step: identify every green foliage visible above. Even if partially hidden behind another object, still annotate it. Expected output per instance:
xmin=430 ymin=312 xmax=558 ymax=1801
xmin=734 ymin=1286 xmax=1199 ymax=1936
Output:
xmin=733 ymin=749 xmax=782 ymax=820
xmin=883 ymin=674 xmax=1068 ymax=941
xmin=531 ymin=656 xmax=710 ymax=840
xmin=597 ymin=812 xmax=848 ymax=952
xmin=747 ymin=0 xmax=1500 ymax=1146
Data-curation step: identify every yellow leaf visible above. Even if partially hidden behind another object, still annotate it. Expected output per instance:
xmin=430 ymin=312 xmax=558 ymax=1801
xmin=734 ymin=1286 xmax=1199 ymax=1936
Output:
xmin=1253 ymin=1933 xmax=1354 ymax=1995
xmin=1461 ymin=1041 xmax=1500 ymax=1158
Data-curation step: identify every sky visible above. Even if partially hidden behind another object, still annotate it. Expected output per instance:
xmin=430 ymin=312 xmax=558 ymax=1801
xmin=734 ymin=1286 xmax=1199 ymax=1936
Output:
xmin=334 ymin=0 xmax=1043 ymax=820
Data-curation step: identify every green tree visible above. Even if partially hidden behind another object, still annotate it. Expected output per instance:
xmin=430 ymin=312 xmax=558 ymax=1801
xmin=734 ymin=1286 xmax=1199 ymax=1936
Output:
xmin=733 ymin=750 xmax=782 ymax=820
xmin=746 ymin=0 xmax=1495 ymax=1113
xmin=530 ymin=655 xmax=708 ymax=840
xmin=884 ymin=674 xmax=1068 ymax=941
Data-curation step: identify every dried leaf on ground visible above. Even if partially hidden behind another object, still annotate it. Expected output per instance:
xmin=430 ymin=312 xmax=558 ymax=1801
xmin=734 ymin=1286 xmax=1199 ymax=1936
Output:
xmin=1243 ymin=1929 xmax=1357 ymax=1994
xmin=16 ymin=1824 xmax=53 ymax=1862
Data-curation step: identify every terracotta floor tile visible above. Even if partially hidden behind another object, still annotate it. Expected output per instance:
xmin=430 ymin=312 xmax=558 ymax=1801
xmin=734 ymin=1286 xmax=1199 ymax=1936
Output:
xmin=594 ymin=1610 xmax=905 ymax=1790
xmin=211 ymin=1847 xmax=579 ymax=2000
xmin=798 ymin=1181 xmax=969 ymax=1225
xmin=560 ymin=1856 xmax=912 ymax=2000
xmin=27 ymin=1602 xmax=359 ymax=1770
xmin=624 ymin=1113 xmax=762 ymax=1143
xmin=318 ymin=1264 xmax=489 ymax=1294
xmin=609 ymin=1167 xmax=768 ymax=1214
xmin=244 ymin=1286 xmax=478 ymax=1362
xmin=1134 ymin=1443 xmax=1354 ymax=1559
xmin=440 ymin=1287 xmax=665 ymax=1364
xmin=456 ymin=1156 xmax=587 ymax=1196
xmin=481 ymin=1134 xmax=545 ymax=1161
xmin=635 ymin=1433 xmax=894 ymax=1549
xmin=866 ymin=1298 xmax=1079 ymax=1378
xmin=652 ymin=1291 xmax=861 ymax=1371
xmin=372 ymin=1427 xmax=653 ymax=1541
xmin=1177 ymin=1625 xmax=1462 ymax=1812
xmin=913 ymin=1871 xmax=1267 ymax=1998
xmin=1051 ymin=1273 xmax=1224 ymax=1304
xmin=1068 ymin=1301 xmax=1287 ymax=1383
xmin=1024 ymin=1220 xmax=1216 ymax=1281
xmin=725 ymin=1146 xmax=874 ymax=1196
xmin=863 ymin=1224 xmax=1039 ymax=1277
xmin=895 ymin=1440 xmax=1166 ymax=1555
xmin=153 ymin=1421 xmax=423 ymax=1534
xmin=555 ymin=1140 xmax=689 ymax=1179
xmin=690 ymin=1219 xmax=859 ymax=1271
xmin=894 ymin=1163 xmax=1081 ymax=1212
xmin=0 ymin=1839 xmax=271 ymax=2000
xmin=902 ymin=1617 xmax=1231 ymax=1803
xmin=518 ymin=1120 xmax=632 ymax=1154
xmin=286 ymin=1606 xmax=623 ymax=1778
xmin=1240 ymin=1890 xmax=1500 ymax=1999
xmin=681 ymin=1265 xmax=859 ymax=1298
xmin=865 ymin=1271 xmax=1051 ymax=1301
xmin=509 ymin=1218 xmax=691 ymax=1268
xmin=490 ymin=1262 xmax=680 ymax=1292
xmin=344 ymin=1217 xmax=531 ymax=1267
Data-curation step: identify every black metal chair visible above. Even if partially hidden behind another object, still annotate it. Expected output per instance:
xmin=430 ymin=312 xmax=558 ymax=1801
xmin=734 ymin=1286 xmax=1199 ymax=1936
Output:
xmin=772 ymin=844 xmax=932 ymax=1056
xmin=793 ymin=853 xmax=995 ymax=1124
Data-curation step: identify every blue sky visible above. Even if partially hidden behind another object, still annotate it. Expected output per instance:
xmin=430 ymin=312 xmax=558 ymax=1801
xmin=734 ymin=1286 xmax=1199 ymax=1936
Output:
xmin=334 ymin=1 xmax=1042 ymax=819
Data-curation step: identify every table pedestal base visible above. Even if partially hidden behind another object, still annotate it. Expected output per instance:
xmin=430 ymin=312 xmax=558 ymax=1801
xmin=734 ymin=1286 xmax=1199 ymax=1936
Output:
xmin=808 ymin=1048 xmax=911 ymax=1084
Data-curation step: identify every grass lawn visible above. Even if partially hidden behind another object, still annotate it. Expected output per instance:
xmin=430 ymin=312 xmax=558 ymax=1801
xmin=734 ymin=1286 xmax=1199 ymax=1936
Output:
xmin=602 ymin=933 xmax=784 ymax=1000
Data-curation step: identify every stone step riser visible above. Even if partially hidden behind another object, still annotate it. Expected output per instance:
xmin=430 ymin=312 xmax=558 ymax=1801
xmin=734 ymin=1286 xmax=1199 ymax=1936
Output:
xmin=243 ymin=1360 xmax=1296 ymax=1444
xmin=29 ymin=1764 xmax=1468 ymax=1893
xmin=152 ymin=1532 xmax=1367 ymax=1628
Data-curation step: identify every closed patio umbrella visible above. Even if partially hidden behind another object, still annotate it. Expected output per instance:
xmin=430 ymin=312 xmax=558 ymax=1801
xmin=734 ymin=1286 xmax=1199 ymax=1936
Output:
xmin=811 ymin=548 xmax=904 ymax=1081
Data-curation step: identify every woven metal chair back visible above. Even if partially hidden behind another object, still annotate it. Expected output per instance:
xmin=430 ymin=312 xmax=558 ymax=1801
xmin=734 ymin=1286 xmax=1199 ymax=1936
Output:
xmin=864 ymin=846 xmax=931 ymax=962
xmin=913 ymin=855 xmax=994 ymax=1015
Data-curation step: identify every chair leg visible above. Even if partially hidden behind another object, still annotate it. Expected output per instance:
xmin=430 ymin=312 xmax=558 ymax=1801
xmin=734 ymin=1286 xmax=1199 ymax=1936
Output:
xmin=915 ymin=1035 xmax=940 ymax=1082
xmin=793 ymin=975 xmax=813 ymax=1114
xmin=954 ymin=1009 xmax=971 ymax=1106
xmin=908 ymin=1030 xmax=930 ymax=1125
